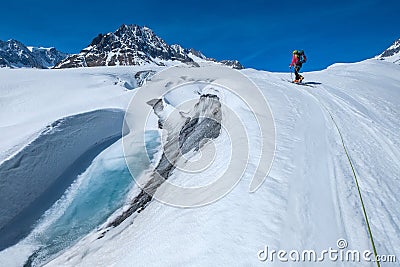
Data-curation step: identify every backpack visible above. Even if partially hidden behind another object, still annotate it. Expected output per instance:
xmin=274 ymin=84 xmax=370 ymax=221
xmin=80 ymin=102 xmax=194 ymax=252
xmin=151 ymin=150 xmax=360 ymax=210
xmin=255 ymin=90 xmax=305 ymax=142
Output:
xmin=298 ymin=50 xmax=307 ymax=63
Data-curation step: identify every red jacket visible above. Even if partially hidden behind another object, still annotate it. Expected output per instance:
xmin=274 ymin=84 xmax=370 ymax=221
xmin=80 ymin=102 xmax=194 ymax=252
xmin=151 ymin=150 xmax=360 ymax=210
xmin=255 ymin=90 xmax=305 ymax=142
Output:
xmin=290 ymin=53 xmax=307 ymax=67
xmin=289 ymin=54 xmax=300 ymax=67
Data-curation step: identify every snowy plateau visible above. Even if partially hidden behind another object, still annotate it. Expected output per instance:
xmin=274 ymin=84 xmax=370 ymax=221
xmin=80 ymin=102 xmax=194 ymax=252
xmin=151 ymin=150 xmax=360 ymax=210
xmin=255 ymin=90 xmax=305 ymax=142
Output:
xmin=0 ymin=39 xmax=399 ymax=267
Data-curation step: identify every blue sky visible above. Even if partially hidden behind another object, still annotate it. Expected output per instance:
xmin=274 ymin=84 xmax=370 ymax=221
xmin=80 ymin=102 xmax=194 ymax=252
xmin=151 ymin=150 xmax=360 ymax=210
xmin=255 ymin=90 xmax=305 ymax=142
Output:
xmin=1 ymin=0 xmax=398 ymax=71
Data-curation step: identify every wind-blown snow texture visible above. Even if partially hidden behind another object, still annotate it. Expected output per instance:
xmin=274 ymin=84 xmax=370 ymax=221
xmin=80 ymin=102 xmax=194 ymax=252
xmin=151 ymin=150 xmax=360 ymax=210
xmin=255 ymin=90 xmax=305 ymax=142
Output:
xmin=0 ymin=58 xmax=399 ymax=267
xmin=0 ymin=65 xmax=162 ymax=164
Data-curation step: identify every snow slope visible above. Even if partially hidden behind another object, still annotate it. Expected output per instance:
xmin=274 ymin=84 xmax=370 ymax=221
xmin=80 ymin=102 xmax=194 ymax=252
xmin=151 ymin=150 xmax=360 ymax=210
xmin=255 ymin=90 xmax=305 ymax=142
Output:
xmin=0 ymin=65 xmax=162 ymax=164
xmin=36 ymin=60 xmax=399 ymax=266
xmin=0 ymin=65 xmax=161 ymax=263
xmin=0 ymin=59 xmax=399 ymax=266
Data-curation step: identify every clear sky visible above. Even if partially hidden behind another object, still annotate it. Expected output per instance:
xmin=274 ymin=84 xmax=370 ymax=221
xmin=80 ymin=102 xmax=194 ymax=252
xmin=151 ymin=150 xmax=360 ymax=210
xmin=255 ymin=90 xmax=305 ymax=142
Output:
xmin=1 ymin=0 xmax=398 ymax=71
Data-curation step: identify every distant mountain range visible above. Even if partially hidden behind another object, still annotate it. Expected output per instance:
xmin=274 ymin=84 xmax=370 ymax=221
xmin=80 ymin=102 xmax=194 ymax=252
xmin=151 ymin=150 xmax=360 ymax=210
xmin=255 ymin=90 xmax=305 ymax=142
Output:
xmin=0 ymin=25 xmax=243 ymax=70
xmin=0 ymin=39 xmax=68 ymax=68
xmin=54 ymin=24 xmax=243 ymax=69
xmin=1 ymin=26 xmax=398 ymax=70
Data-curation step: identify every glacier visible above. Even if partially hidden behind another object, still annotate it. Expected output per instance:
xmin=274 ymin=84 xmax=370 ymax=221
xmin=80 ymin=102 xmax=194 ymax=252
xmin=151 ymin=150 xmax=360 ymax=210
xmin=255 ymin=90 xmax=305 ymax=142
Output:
xmin=0 ymin=58 xmax=399 ymax=267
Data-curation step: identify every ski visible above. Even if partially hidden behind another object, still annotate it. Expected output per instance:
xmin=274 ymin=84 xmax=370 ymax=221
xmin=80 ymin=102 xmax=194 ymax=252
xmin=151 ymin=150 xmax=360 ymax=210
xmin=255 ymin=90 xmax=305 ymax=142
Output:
xmin=281 ymin=78 xmax=316 ymax=88
xmin=291 ymin=81 xmax=315 ymax=87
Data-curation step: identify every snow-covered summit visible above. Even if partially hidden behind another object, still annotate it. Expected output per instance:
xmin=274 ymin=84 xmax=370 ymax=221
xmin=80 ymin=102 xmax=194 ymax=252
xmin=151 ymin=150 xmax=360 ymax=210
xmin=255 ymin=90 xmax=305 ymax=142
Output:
xmin=377 ymin=38 xmax=400 ymax=64
xmin=54 ymin=24 xmax=244 ymax=69
xmin=0 ymin=39 xmax=67 ymax=69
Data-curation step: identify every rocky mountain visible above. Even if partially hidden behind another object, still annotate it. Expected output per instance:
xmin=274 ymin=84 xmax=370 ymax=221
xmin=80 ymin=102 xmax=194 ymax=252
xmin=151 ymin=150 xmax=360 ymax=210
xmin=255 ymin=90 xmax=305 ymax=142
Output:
xmin=0 ymin=39 xmax=68 ymax=68
xmin=28 ymin=47 xmax=69 ymax=68
xmin=0 ymin=39 xmax=42 ymax=68
xmin=55 ymin=24 xmax=244 ymax=69
xmin=377 ymin=38 xmax=400 ymax=64
xmin=214 ymin=59 xmax=243 ymax=69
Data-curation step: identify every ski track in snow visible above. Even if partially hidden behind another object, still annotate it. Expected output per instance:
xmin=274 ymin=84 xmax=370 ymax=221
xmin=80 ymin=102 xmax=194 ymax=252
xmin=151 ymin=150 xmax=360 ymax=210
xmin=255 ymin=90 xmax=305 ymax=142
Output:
xmin=303 ymin=65 xmax=400 ymax=261
xmin=0 ymin=60 xmax=399 ymax=267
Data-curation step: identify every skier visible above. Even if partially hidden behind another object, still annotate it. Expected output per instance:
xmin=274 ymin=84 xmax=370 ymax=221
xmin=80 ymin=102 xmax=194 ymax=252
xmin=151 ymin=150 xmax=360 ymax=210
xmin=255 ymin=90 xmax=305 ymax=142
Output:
xmin=289 ymin=50 xmax=307 ymax=83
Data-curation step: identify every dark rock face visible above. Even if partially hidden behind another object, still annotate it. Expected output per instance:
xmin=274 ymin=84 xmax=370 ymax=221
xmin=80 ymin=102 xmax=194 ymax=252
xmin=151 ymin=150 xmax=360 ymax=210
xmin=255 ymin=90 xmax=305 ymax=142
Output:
xmin=188 ymin=48 xmax=207 ymax=59
xmin=379 ymin=39 xmax=400 ymax=58
xmin=0 ymin=39 xmax=42 ymax=68
xmin=106 ymin=94 xmax=222 ymax=228
xmin=55 ymin=24 xmax=194 ymax=68
xmin=219 ymin=60 xmax=244 ymax=70
xmin=0 ymin=39 xmax=67 ymax=68
xmin=205 ymin=57 xmax=244 ymax=69
xmin=54 ymin=24 xmax=244 ymax=69
xmin=30 ymin=47 xmax=68 ymax=68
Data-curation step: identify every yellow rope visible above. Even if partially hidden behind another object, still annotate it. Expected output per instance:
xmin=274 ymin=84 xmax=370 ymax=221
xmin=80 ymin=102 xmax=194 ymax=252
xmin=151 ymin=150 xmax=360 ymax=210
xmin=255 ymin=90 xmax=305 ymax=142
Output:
xmin=305 ymin=89 xmax=380 ymax=267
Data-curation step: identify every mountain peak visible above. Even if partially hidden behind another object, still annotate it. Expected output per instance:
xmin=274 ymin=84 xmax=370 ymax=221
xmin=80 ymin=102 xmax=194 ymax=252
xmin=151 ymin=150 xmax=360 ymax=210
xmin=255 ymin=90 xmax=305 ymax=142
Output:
xmin=54 ymin=25 xmax=244 ymax=69
xmin=115 ymin=24 xmax=147 ymax=36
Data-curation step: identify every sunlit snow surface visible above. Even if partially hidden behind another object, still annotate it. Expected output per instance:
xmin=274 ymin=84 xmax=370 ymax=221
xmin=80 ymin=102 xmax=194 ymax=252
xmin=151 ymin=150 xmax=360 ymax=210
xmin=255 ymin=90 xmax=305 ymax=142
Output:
xmin=0 ymin=59 xmax=399 ymax=267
